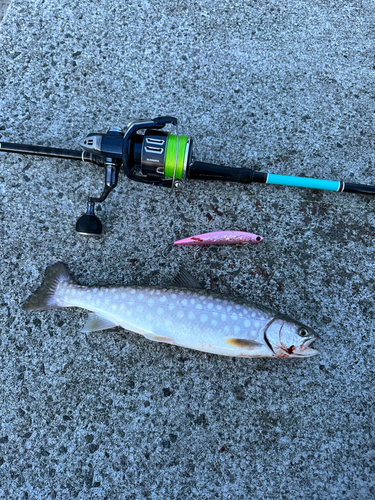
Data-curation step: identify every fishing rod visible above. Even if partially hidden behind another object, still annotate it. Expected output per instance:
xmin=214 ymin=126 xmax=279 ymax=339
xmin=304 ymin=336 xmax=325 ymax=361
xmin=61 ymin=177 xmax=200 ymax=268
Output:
xmin=1 ymin=115 xmax=374 ymax=235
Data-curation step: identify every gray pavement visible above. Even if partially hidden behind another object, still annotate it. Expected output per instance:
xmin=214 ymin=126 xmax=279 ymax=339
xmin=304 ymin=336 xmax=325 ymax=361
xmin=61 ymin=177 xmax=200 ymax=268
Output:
xmin=0 ymin=0 xmax=374 ymax=498
xmin=0 ymin=0 xmax=10 ymax=21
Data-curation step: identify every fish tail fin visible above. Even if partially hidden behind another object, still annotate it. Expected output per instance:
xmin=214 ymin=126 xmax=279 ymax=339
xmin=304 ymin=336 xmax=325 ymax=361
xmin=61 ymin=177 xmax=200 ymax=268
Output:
xmin=23 ymin=262 xmax=73 ymax=311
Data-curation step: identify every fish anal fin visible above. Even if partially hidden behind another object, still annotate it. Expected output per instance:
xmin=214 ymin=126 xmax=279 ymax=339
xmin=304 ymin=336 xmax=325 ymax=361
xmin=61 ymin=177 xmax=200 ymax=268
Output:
xmin=171 ymin=268 xmax=203 ymax=289
xmin=143 ymin=333 xmax=175 ymax=344
xmin=81 ymin=313 xmax=119 ymax=333
xmin=226 ymin=338 xmax=264 ymax=349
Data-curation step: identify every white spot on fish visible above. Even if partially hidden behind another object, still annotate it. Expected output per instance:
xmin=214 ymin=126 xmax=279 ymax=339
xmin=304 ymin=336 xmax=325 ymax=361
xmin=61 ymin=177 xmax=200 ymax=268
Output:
xmin=129 ymin=299 xmax=135 ymax=306
xmin=190 ymin=299 xmax=195 ymax=305
xmin=251 ymin=312 xmax=256 ymax=318
xmin=211 ymin=320 xmax=218 ymax=326
xmin=251 ymin=330 xmax=257 ymax=336
xmin=254 ymin=321 xmax=260 ymax=328
xmin=216 ymin=304 xmax=222 ymax=310
xmin=227 ymin=306 xmax=232 ymax=312
xmin=171 ymin=293 xmax=177 ymax=299
xmin=200 ymin=314 xmax=208 ymax=323
xmin=168 ymin=304 xmax=175 ymax=311
xmin=207 ymin=303 xmax=213 ymax=309
xmin=221 ymin=314 xmax=227 ymax=321
xmin=121 ymin=292 xmax=126 ymax=299
xmin=181 ymin=299 xmax=188 ymax=306
xmin=114 ymin=294 xmax=119 ymax=300
xmin=98 ymin=291 xmax=103 ymax=297
xmin=147 ymin=299 xmax=154 ymax=307
xmin=224 ymin=325 xmax=230 ymax=334
xmin=138 ymin=293 xmax=144 ymax=301
xmin=177 ymin=310 xmax=184 ymax=319
xmin=157 ymin=307 xmax=164 ymax=316
xmin=195 ymin=303 xmax=203 ymax=310
xmin=188 ymin=311 xmax=195 ymax=320
xmin=159 ymin=296 xmax=167 ymax=303
xmin=130 ymin=290 xmax=136 ymax=295
xmin=244 ymin=320 xmax=251 ymax=328
xmin=234 ymin=325 xmax=241 ymax=334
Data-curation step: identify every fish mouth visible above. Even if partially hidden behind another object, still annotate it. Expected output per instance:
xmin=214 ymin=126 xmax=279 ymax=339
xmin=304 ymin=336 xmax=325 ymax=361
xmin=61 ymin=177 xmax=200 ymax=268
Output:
xmin=291 ymin=337 xmax=319 ymax=357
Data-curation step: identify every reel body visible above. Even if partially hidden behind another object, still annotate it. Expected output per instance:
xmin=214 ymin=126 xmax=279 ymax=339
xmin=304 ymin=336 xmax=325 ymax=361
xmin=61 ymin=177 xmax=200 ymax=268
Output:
xmin=76 ymin=116 xmax=194 ymax=234
xmin=80 ymin=116 xmax=193 ymax=185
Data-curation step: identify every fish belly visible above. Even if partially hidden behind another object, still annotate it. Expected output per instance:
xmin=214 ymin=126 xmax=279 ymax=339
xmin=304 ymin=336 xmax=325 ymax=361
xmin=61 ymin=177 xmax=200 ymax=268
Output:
xmin=57 ymin=284 xmax=275 ymax=357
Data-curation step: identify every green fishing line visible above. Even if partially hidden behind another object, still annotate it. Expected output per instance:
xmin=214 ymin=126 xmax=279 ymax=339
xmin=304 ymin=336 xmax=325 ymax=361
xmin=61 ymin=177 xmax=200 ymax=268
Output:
xmin=165 ymin=134 xmax=188 ymax=179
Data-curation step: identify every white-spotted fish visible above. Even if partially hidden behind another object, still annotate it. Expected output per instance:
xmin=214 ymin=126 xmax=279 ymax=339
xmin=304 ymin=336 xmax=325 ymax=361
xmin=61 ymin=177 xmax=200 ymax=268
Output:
xmin=23 ymin=263 xmax=318 ymax=358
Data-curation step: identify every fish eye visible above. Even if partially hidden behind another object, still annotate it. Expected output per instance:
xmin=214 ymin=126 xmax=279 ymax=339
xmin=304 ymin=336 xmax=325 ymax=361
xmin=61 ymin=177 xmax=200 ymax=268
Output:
xmin=298 ymin=327 xmax=309 ymax=337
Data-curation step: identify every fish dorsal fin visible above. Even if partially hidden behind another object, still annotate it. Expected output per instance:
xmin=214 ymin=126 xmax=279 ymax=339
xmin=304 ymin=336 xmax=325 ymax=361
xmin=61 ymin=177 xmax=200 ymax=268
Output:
xmin=81 ymin=313 xmax=119 ymax=333
xmin=171 ymin=268 xmax=203 ymax=289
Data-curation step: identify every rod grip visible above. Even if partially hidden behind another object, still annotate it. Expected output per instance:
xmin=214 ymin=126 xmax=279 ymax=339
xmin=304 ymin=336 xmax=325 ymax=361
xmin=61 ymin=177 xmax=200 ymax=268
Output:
xmin=189 ymin=161 xmax=258 ymax=183
xmin=0 ymin=141 xmax=82 ymax=160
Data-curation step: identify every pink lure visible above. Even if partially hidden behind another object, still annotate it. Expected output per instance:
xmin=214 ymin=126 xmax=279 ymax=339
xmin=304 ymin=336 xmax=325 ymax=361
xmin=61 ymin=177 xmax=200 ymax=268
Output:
xmin=174 ymin=231 xmax=263 ymax=246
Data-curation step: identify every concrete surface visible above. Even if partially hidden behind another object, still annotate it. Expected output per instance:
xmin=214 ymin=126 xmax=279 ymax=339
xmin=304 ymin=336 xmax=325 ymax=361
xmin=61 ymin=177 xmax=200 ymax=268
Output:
xmin=0 ymin=0 xmax=374 ymax=498
xmin=0 ymin=0 xmax=11 ymax=22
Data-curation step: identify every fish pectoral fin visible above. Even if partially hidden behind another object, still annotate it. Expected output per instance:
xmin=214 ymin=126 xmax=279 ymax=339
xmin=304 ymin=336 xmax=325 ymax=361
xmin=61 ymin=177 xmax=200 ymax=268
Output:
xmin=226 ymin=338 xmax=264 ymax=349
xmin=143 ymin=333 xmax=175 ymax=344
xmin=170 ymin=268 xmax=203 ymax=289
xmin=81 ymin=313 xmax=119 ymax=333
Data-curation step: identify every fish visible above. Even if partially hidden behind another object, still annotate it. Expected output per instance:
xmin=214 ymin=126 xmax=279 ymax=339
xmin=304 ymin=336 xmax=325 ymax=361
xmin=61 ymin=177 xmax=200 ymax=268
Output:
xmin=22 ymin=263 xmax=318 ymax=359
xmin=174 ymin=231 xmax=263 ymax=245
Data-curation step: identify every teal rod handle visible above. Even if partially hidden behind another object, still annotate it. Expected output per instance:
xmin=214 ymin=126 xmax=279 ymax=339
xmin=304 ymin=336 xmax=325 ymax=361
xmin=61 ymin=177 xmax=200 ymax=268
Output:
xmin=266 ymin=173 xmax=342 ymax=192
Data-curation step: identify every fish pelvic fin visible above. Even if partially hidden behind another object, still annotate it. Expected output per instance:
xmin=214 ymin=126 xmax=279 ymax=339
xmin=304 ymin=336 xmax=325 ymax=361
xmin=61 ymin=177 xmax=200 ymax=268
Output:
xmin=22 ymin=262 xmax=72 ymax=311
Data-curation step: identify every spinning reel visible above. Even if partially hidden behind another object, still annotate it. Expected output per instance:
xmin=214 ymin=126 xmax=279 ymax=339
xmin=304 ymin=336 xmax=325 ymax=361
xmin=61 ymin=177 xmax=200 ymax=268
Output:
xmin=77 ymin=116 xmax=194 ymax=235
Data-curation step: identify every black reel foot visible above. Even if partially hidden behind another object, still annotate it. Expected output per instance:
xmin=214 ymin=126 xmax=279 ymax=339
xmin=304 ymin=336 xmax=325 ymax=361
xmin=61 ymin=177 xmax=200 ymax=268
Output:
xmin=76 ymin=201 xmax=102 ymax=236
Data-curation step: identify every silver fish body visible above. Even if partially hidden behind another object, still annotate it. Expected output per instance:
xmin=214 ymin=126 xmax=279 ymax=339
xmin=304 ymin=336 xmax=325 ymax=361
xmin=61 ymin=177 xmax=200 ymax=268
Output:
xmin=23 ymin=263 xmax=318 ymax=359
